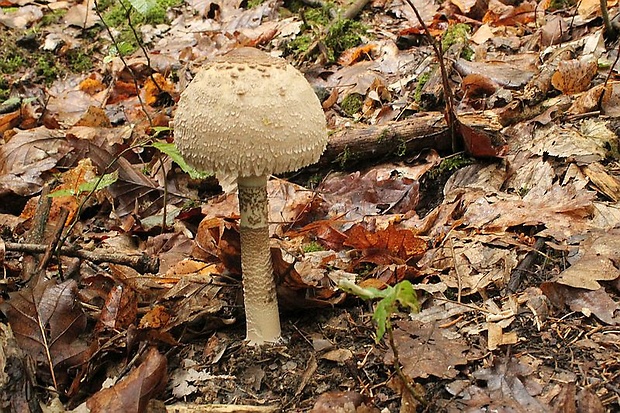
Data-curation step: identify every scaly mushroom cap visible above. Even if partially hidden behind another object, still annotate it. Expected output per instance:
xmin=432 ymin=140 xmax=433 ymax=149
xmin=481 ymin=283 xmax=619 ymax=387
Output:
xmin=174 ymin=47 xmax=328 ymax=178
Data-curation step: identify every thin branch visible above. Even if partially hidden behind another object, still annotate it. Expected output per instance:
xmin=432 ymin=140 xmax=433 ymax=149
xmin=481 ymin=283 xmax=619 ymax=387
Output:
xmin=93 ymin=0 xmax=153 ymax=124
xmin=403 ymin=0 xmax=458 ymax=152
xmin=387 ymin=323 xmax=427 ymax=407
xmin=5 ymin=242 xmax=159 ymax=274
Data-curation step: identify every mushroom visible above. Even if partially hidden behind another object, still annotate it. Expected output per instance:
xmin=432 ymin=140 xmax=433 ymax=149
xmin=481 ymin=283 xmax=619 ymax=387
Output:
xmin=174 ymin=47 xmax=328 ymax=345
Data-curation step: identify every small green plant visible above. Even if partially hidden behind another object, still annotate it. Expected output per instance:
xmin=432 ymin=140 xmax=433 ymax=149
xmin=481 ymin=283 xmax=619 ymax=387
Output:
xmin=285 ymin=3 xmax=367 ymax=62
xmin=99 ymin=0 xmax=183 ymax=55
xmin=36 ymin=55 xmax=59 ymax=83
xmin=49 ymin=171 xmax=119 ymax=198
xmin=339 ymin=279 xmax=419 ymax=342
xmin=335 ymin=145 xmax=354 ymax=168
xmin=0 ymin=77 xmax=9 ymax=101
xmin=427 ymin=153 xmax=474 ymax=180
xmin=1 ymin=54 xmax=24 ymax=74
xmin=152 ymin=140 xmax=211 ymax=180
xmin=247 ymin=0 xmax=266 ymax=7
xmin=324 ymin=18 xmax=366 ymax=61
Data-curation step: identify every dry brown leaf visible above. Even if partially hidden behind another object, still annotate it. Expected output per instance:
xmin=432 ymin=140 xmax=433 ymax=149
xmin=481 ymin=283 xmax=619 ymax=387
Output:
xmin=144 ymin=73 xmax=176 ymax=107
xmin=461 ymin=74 xmax=500 ymax=98
xmin=74 ymin=106 xmax=112 ymax=128
xmin=319 ymin=169 xmax=421 ymax=221
xmin=461 ymin=357 xmax=550 ymax=411
xmin=20 ymin=158 xmax=100 ymax=225
xmin=483 ymin=0 xmax=538 ymax=26
xmin=338 ymin=43 xmax=379 ymax=66
xmin=96 ymin=284 xmax=138 ymax=332
xmin=0 ymin=279 xmax=88 ymax=388
xmin=541 ymin=282 xmax=620 ymax=325
xmin=0 ymin=128 xmax=72 ymax=197
xmin=457 ymin=111 xmax=508 ymax=157
xmin=385 ymin=321 xmax=470 ymax=379
xmin=554 ymin=231 xmax=620 ymax=290
xmin=311 ymin=391 xmax=366 ymax=413
xmin=344 ymin=223 xmax=427 ymax=263
xmin=551 ymin=59 xmax=597 ymax=94
xmin=86 ymin=347 xmax=167 ymax=413
xmin=583 ymin=162 xmax=620 ymax=202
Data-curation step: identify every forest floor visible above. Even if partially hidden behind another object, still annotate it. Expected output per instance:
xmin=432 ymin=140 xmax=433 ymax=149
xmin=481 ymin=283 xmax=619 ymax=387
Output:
xmin=0 ymin=0 xmax=619 ymax=411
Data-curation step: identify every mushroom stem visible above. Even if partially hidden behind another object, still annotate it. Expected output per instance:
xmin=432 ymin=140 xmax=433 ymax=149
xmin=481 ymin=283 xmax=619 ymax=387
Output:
xmin=237 ymin=175 xmax=282 ymax=345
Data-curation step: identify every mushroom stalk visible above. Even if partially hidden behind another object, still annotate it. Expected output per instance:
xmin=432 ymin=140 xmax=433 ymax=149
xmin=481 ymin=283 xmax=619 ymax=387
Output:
xmin=237 ymin=175 xmax=281 ymax=345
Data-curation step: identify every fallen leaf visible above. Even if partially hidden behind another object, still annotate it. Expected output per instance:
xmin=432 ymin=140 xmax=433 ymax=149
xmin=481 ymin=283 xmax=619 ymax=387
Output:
xmin=551 ymin=59 xmax=597 ymax=94
xmin=86 ymin=347 xmax=167 ymax=413
xmin=541 ymin=282 xmax=620 ymax=325
xmin=385 ymin=320 xmax=470 ymax=379
xmin=0 ymin=128 xmax=72 ymax=197
xmin=554 ymin=231 xmax=620 ymax=290
xmin=0 ymin=279 xmax=88 ymax=388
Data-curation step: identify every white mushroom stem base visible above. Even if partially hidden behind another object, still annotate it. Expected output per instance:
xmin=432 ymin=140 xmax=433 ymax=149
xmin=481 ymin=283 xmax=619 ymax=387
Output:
xmin=237 ymin=175 xmax=282 ymax=345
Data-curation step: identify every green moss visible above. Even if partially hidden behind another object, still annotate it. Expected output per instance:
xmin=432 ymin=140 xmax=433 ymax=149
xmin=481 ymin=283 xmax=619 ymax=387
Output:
xmin=441 ymin=23 xmax=470 ymax=51
xmin=304 ymin=5 xmax=332 ymax=26
xmin=324 ymin=18 xmax=366 ymax=62
xmin=377 ymin=128 xmax=391 ymax=143
xmin=285 ymin=3 xmax=367 ymax=62
xmin=0 ymin=54 xmax=24 ymax=74
xmin=441 ymin=23 xmax=473 ymax=60
xmin=39 ymin=8 xmax=67 ymax=26
xmin=287 ymin=33 xmax=314 ymax=54
xmin=247 ymin=0 xmax=266 ymax=7
xmin=303 ymin=241 xmax=324 ymax=253
xmin=67 ymin=49 xmax=93 ymax=72
xmin=548 ymin=0 xmax=575 ymax=10
xmin=341 ymin=93 xmax=363 ymax=116
xmin=414 ymin=71 xmax=431 ymax=103
xmin=98 ymin=0 xmax=184 ymax=55
xmin=103 ymin=0 xmax=182 ymax=26
xmin=0 ymin=77 xmax=9 ymax=102
xmin=428 ymin=153 xmax=474 ymax=179
xmin=36 ymin=55 xmax=59 ymax=83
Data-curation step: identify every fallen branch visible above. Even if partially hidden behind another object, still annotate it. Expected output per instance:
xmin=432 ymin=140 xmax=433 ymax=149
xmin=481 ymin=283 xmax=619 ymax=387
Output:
xmin=317 ymin=111 xmax=450 ymax=167
xmin=4 ymin=242 xmax=159 ymax=274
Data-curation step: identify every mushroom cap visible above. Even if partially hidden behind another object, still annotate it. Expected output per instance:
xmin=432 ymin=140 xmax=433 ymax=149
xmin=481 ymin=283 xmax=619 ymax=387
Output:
xmin=174 ymin=47 xmax=328 ymax=178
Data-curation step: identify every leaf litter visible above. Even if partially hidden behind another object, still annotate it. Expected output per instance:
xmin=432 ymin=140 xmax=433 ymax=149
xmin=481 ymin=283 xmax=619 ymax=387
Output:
xmin=0 ymin=0 xmax=620 ymax=411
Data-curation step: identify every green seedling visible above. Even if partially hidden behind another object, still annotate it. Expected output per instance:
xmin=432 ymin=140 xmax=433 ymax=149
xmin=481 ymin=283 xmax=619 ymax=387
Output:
xmin=49 ymin=171 xmax=119 ymax=198
xmin=152 ymin=140 xmax=211 ymax=180
xmin=339 ymin=279 xmax=419 ymax=342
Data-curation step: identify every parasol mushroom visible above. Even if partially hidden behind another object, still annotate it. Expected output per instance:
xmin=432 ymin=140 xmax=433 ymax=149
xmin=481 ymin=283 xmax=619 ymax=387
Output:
xmin=173 ymin=47 xmax=328 ymax=345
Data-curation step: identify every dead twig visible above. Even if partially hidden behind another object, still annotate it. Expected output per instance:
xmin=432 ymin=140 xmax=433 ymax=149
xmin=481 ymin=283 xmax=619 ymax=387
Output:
xmin=22 ymin=185 xmax=52 ymax=283
xmin=5 ymin=242 xmax=159 ymax=274
xmin=403 ymin=0 xmax=458 ymax=152
xmin=35 ymin=207 xmax=70 ymax=275
xmin=506 ymin=237 xmax=547 ymax=294
xmin=387 ymin=325 xmax=427 ymax=407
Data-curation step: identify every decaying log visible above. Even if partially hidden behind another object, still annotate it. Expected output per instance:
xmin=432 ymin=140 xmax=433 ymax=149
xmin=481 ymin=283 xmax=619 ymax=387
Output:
xmin=318 ymin=111 xmax=450 ymax=168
